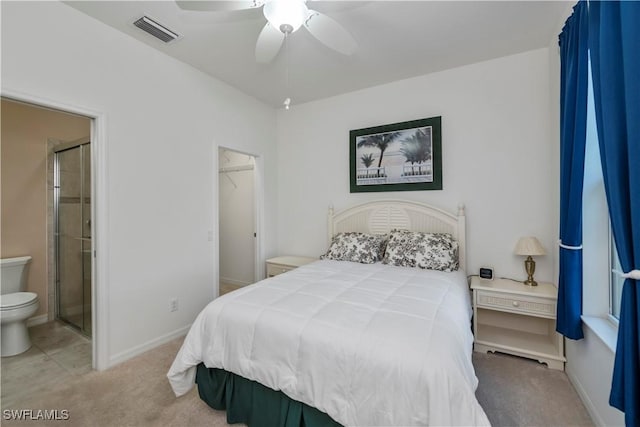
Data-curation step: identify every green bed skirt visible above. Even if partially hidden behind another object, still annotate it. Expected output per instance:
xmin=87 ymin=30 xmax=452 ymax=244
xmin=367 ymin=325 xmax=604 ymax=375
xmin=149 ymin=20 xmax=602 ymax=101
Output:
xmin=195 ymin=363 xmax=342 ymax=427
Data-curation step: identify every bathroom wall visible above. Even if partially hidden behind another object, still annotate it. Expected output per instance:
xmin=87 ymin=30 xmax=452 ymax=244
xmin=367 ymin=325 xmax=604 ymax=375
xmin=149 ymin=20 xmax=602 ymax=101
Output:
xmin=0 ymin=99 xmax=91 ymax=320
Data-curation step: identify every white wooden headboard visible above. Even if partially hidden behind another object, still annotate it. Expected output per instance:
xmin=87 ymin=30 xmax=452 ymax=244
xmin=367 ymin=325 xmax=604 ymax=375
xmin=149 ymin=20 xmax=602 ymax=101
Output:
xmin=327 ymin=200 xmax=466 ymax=271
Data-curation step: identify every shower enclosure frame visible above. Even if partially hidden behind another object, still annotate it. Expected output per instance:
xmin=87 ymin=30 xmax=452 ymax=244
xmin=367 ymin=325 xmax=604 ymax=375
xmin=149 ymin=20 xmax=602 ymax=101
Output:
xmin=53 ymin=139 xmax=92 ymax=337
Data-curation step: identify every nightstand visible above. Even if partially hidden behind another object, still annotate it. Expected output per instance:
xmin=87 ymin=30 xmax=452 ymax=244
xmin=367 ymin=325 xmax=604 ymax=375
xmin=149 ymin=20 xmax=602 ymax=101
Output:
xmin=266 ymin=256 xmax=317 ymax=277
xmin=470 ymin=276 xmax=565 ymax=370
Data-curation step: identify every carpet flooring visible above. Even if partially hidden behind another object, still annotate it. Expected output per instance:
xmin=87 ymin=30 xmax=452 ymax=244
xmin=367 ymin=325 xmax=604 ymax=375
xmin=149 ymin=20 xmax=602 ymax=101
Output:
xmin=473 ymin=352 xmax=593 ymax=426
xmin=1 ymin=336 xmax=593 ymax=427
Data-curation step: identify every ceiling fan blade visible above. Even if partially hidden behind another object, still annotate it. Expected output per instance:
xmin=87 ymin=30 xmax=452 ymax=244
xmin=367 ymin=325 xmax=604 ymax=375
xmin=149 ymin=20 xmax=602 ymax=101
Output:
xmin=304 ymin=10 xmax=357 ymax=56
xmin=176 ymin=1 xmax=264 ymax=12
xmin=255 ymin=22 xmax=285 ymax=63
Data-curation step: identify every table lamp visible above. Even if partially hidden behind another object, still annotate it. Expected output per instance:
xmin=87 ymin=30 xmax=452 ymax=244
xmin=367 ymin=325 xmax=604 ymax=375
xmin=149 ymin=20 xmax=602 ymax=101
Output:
xmin=514 ymin=236 xmax=546 ymax=286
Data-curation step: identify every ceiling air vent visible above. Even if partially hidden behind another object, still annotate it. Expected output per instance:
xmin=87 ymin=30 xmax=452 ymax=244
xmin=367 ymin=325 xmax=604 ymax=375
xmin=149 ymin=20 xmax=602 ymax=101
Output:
xmin=133 ymin=16 xmax=180 ymax=43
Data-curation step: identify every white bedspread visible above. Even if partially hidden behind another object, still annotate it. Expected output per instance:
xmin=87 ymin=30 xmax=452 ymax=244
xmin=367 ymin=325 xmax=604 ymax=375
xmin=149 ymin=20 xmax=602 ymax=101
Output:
xmin=168 ymin=260 xmax=490 ymax=426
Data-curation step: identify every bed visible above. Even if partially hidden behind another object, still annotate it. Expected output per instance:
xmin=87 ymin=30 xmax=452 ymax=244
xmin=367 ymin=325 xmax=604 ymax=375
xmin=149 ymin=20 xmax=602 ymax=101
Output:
xmin=168 ymin=200 xmax=490 ymax=426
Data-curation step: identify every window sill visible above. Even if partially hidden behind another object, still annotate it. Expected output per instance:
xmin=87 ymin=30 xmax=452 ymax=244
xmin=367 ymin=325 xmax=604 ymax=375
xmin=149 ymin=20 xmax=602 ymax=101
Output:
xmin=581 ymin=315 xmax=618 ymax=353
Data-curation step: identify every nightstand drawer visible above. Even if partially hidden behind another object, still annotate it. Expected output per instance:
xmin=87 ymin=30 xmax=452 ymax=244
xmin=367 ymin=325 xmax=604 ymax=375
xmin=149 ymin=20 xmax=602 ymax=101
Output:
xmin=476 ymin=290 xmax=556 ymax=318
xmin=266 ymin=263 xmax=294 ymax=277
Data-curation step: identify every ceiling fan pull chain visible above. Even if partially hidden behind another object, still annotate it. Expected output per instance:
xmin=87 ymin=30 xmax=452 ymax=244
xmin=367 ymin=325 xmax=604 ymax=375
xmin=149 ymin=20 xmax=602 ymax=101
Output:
xmin=284 ymin=31 xmax=291 ymax=110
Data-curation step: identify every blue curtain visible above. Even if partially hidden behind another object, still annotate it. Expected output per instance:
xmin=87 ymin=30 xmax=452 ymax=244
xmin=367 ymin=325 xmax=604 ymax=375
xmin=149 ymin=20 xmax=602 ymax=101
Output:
xmin=589 ymin=1 xmax=640 ymax=425
xmin=556 ymin=0 xmax=589 ymax=340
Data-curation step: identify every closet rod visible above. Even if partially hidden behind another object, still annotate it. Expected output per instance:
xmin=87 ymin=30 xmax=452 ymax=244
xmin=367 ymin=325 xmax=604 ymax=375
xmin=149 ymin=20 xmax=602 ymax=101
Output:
xmin=219 ymin=164 xmax=254 ymax=173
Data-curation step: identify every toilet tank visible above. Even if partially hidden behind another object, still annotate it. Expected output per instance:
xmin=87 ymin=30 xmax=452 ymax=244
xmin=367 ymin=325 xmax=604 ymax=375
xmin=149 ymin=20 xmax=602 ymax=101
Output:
xmin=0 ymin=256 xmax=32 ymax=295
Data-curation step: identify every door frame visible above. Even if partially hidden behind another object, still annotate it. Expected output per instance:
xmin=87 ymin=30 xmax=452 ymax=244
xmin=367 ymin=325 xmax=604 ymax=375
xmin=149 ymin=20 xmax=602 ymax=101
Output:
xmin=1 ymin=89 xmax=109 ymax=370
xmin=215 ymin=144 xmax=264 ymax=297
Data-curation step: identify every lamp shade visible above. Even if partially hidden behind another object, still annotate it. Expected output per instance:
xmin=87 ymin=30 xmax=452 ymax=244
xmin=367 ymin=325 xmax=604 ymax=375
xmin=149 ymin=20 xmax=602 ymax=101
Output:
xmin=514 ymin=236 xmax=546 ymax=256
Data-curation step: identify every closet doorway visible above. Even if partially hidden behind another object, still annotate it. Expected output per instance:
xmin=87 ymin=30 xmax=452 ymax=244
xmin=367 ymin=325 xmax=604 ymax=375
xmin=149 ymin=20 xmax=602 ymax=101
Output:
xmin=218 ymin=148 xmax=257 ymax=295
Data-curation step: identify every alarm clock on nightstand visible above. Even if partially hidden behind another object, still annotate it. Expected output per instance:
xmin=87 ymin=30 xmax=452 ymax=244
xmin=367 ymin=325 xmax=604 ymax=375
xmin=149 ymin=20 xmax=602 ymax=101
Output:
xmin=479 ymin=267 xmax=494 ymax=281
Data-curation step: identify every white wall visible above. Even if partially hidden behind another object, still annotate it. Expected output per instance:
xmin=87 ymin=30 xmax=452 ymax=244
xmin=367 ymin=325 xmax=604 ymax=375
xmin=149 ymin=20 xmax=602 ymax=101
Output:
xmin=277 ymin=48 xmax=556 ymax=282
xmin=567 ymin=326 xmax=624 ymax=426
xmin=219 ymin=149 xmax=255 ymax=286
xmin=1 ymin=1 xmax=277 ymax=365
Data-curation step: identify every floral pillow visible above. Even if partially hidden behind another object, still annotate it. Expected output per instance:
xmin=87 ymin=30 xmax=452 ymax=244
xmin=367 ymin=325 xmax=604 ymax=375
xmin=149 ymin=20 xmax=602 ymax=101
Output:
xmin=382 ymin=230 xmax=459 ymax=272
xmin=320 ymin=232 xmax=387 ymax=264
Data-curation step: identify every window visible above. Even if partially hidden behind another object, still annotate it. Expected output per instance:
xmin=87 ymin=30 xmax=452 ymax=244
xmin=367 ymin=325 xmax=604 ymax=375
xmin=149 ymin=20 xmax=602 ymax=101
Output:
xmin=610 ymin=235 xmax=624 ymax=320
xmin=583 ymin=60 xmax=620 ymax=325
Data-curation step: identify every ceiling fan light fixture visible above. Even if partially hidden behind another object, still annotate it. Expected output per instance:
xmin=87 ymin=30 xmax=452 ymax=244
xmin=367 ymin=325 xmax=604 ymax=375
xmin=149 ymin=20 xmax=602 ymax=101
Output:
xmin=263 ymin=0 xmax=308 ymax=34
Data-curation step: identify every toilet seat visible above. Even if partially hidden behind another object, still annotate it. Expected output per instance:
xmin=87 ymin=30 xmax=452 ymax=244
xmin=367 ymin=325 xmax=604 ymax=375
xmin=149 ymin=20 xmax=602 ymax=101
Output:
xmin=0 ymin=292 xmax=38 ymax=310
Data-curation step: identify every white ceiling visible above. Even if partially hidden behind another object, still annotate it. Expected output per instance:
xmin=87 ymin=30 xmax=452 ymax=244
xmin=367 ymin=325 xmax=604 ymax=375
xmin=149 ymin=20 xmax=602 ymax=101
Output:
xmin=66 ymin=1 xmax=573 ymax=108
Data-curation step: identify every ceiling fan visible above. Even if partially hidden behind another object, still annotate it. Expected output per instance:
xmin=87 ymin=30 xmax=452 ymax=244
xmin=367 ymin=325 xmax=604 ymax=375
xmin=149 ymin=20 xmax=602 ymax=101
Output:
xmin=176 ymin=0 xmax=358 ymax=63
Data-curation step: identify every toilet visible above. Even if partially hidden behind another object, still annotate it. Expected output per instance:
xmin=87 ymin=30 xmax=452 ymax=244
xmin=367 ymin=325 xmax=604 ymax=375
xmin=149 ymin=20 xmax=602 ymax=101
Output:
xmin=1 ymin=256 xmax=39 ymax=357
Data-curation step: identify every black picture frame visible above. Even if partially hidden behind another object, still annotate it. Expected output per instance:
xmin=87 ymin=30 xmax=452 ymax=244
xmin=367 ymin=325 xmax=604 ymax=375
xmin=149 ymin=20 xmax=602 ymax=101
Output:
xmin=350 ymin=116 xmax=442 ymax=193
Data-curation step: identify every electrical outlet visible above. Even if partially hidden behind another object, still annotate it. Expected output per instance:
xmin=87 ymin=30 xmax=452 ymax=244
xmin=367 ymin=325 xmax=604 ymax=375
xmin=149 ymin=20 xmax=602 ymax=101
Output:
xmin=170 ymin=298 xmax=179 ymax=312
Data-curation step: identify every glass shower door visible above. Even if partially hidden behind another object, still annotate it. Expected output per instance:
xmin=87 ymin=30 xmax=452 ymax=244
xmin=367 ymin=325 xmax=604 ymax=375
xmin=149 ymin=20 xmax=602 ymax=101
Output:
xmin=55 ymin=142 xmax=91 ymax=337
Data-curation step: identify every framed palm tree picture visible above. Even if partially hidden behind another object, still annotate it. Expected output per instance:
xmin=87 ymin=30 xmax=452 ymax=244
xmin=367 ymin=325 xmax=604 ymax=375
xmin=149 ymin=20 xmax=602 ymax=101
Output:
xmin=350 ymin=116 xmax=442 ymax=193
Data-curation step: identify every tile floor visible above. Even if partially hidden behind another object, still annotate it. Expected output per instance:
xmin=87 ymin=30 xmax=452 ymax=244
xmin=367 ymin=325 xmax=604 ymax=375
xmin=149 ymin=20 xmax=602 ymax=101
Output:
xmin=60 ymin=312 xmax=92 ymax=337
xmin=0 ymin=321 xmax=92 ymax=409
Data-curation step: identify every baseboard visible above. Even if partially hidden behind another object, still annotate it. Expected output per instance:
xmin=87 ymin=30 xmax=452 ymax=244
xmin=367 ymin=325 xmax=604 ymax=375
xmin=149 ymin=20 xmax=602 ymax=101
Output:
xmin=27 ymin=314 xmax=49 ymax=328
xmin=220 ymin=276 xmax=251 ymax=287
xmin=566 ymin=364 xmax=606 ymax=426
xmin=108 ymin=325 xmax=191 ymax=368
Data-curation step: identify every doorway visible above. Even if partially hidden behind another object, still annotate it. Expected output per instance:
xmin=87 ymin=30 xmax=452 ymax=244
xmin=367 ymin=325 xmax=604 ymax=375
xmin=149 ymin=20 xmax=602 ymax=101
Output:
xmin=1 ymin=91 xmax=106 ymax=370
xmin=54 ymin=140 xmax=92 ymax=337
xmin=218 ymin=148 xmax=257 ymax=295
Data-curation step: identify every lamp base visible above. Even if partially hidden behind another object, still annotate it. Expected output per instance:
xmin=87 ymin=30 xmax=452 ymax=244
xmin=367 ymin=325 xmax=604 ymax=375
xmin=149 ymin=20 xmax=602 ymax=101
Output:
xmin=523 ymin=256 xmax=538 ymax=286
